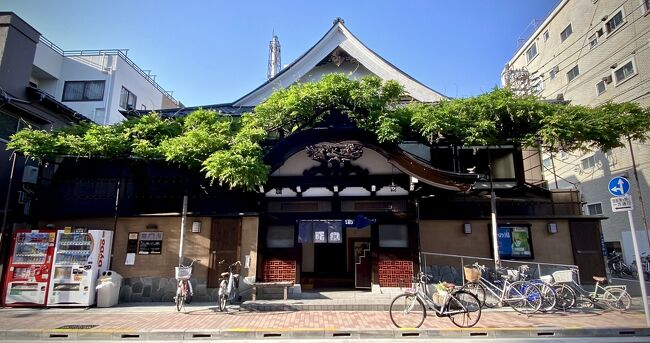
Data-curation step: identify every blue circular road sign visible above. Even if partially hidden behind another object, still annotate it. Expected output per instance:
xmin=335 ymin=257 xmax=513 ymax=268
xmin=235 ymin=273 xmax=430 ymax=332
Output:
xmin=608 ymin=176 xmax=630 ymax=196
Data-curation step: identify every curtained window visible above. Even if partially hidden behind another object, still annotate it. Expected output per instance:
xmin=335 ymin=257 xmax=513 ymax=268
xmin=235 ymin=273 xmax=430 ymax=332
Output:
xmin=63 ymin=80 xmax=105 ymax=101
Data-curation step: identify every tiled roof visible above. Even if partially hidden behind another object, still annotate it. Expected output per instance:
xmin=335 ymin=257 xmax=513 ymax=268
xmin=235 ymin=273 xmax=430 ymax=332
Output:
xmin=121 ymin=103 xmax=254 ymax=118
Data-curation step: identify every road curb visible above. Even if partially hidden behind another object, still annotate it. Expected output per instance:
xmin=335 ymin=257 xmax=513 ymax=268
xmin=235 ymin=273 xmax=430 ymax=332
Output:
xmin=3 ymin=326 xmax=649 ymax=340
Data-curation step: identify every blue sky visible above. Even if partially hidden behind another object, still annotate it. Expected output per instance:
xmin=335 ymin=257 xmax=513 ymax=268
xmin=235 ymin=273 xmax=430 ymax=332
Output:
xmin=2 ymin=1 xmax=559 ymax=106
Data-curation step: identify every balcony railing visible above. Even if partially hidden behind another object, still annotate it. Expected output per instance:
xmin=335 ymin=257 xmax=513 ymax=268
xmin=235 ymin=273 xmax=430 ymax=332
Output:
xmin=38 ymin=36 xmax=179 ymax=106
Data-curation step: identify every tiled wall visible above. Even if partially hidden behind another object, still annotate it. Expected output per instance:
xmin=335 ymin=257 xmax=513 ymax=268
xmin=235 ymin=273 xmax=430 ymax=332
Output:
xmin=263 ymin=259 xmax=296 ymax=282
xmin=378 ymin=260 xmax=413 ymax=287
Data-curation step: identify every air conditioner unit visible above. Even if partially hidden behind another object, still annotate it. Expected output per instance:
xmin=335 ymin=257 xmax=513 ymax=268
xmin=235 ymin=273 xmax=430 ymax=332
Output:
xmin=602 ymin=75 xmax=613 ymax=84
xmin=22 ymin=166 xmax=38 ymax=184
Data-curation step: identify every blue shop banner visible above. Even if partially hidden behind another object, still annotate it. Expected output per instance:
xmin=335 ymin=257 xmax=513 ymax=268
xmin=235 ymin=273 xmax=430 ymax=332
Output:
xmin=497 ymin=225 xmax=533 ymax=259
xmin=497 ymin=226 xmax=512 ymax=257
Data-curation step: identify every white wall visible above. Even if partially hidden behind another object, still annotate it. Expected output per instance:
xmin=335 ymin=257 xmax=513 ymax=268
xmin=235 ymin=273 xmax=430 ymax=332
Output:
xmin=106 ymin=57 xmax=165 ymax=123
xmin=33 ymin=42 xmax=63 ymax=79
xmin=622 ymin=230 xmax=650 ymax=266
xmin=57 ymin=55 xmax=112 ymax=124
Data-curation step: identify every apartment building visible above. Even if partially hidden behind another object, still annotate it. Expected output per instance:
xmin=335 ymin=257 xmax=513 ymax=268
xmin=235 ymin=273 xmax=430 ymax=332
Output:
xmin=503 ymin=0 xmax=650 ymax=261
xmin=30 ymin=26 xmax=180 ymax=125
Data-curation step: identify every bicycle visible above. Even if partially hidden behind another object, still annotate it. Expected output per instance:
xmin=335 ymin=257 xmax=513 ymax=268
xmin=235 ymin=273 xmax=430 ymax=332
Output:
xmin=630 ymin=252 xmax=650 ymax=280
xmin=551 ymin=268 xmax=632 ymax=312
xmin=174 ymin=258 xmax=200 ymax=312
xmin=389 ymin=272 xmax=481 ymax=328
xmin=608 ymin=251 xmax=634 ymax=278
xmin=517 ymin=265 xmax=557 ymax=312
xmin=218 ymin=260 xmax=241 ymax=312
xmin=460 ymin=263 xmax=542 ymax=314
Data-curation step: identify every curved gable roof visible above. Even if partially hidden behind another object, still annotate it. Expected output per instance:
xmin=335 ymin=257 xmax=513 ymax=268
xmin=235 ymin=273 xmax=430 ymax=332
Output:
xmin=234 ymin=19 xmax=447 ymax=107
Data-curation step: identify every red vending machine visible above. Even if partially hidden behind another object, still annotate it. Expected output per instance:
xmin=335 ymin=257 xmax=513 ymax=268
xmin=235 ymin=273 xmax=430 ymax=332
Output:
xmin=2 ymin=229 xmax=57 ymax=307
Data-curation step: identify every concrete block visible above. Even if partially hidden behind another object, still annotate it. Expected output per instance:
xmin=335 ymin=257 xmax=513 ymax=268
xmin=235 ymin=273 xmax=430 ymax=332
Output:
xmin=5 ymin=330 xmax=47 ymax=341
xmin=111 ymin=331 xmax=145 ymax=340
xmin=394 ymin=329 xmax=425 ymax=339
xmin=182 ymin=330 xmax=220 ymax=340
xmin=357 ymin=329 xmax=395 ymax=339
xmin=218 ymin=329 xmax=256 ymax=339
xmin=75 ymin=330 xmax=116 ymax=341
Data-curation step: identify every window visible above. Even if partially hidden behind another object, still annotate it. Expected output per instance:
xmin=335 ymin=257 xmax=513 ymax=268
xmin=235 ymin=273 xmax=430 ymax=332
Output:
xmin=62 ymin=80 xmax=105 ymax=101
xmin=596 ymin=80 xmax=607 ymax=95
xmin=560 ymin=24 xmax=573 ymax=42
xmin=266 ymin=226 xmax=294 ymax=248
xmin=645 ymin=0 xmax=650 ymax=12
xmin=543 ymin=30 xmax=549 ymax=41
xmin=589 ymin=33 xmax=598 ymax=49
xmin=587 ymin=203 xmax=603 ymax=215
xmin=581 ymin=155 xmax=596 ymax=169
xmin=378 ymin=224 xmax=408 ymax=248
xmin=526 ymin=43 xmax=538 ymax=63
xmin=614 ymin=60 xmax=636 ymax=84
xmin=119 ymin=86 xmax=137 ymax=110
xmin=567 ymin=65 xmax=580 ymax=82
xmin=605 ymin=10 xmax=624 ymax=34
xmin=0 ymin=111 xmax=20 ymax=141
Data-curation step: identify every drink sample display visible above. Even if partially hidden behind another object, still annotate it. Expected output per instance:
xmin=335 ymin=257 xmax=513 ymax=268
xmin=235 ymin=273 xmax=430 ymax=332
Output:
xmin=2 ymin=230 xmax=57 ymax=307
xmin=47 ymin=229 xmax=113 ymax=306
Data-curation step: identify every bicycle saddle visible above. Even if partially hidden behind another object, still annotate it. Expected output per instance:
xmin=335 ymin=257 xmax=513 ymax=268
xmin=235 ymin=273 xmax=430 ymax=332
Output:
xmin=221 ymin=272 xmax=230 ymax=277
xmin=443 ymin=282 xmax=455 ymax=290
xmin=593 ymin=276 xmax=607 ymax=283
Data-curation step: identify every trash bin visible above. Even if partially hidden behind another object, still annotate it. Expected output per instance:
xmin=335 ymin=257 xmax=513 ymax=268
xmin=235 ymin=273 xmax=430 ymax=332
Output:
xmin=96 ymin=270 xmax=123 ymax=307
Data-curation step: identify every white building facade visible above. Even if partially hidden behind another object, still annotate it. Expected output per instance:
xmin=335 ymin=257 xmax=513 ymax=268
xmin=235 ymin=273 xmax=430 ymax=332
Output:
xmin=503 ymin=0 xmax=650 ymax=258
xmin=30 ymin=37 xmax=179 ymax=125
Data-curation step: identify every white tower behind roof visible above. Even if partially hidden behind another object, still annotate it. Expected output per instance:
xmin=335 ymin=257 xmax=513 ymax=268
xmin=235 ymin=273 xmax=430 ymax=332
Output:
xmin=267 ymin=34 xmax=281 ymax=80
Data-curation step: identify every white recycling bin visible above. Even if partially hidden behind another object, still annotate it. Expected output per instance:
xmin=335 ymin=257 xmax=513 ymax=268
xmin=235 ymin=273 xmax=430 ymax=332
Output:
xmin=96 ymin=271 xmax=123 ymax=307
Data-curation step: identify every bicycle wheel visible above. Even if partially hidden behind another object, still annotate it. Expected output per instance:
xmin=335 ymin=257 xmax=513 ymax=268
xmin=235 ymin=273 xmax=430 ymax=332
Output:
xmin=553 ymin=284 xmax=576 ymax=311
xmin=218 ymin=294 xmax=227 ymax=312
xmin=536 ymin=282 xmax=557 ymax=312
xmin=389 ymin=293 xmax=426 ymax=328
xmin=175 ymin=281 xmax=185 ymax=312
xmin=603 ymin=288 xmax=632 ymax=311
xmin=460 ymin=282 xmax=485 ymax=307
xmin=506 ymin=281 xmax=542 ymax=315
xmin=184 ymin=282 xmax=193 ymax=304
xmin=483 ymin=285 xmax=501 ymax=308
xmin=447 ymin=290 xmax=481 ymax=328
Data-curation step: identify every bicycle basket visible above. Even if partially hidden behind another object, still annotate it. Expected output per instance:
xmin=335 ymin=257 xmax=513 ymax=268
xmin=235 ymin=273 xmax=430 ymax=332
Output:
xmin=175 ymin=266 xmax=192 ymax=280
xmin=463 ymin=265 xmax=481 ymax=282
xmin=552 ymin=270 xmax=575 ymax=283
xmin=540 ymin=275 xmax=553 ymax=284
xmin=506 ymin=269 xmax=520 ymax=282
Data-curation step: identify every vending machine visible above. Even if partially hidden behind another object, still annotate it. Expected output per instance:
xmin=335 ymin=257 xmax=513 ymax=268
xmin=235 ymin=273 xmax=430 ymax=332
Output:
xmin=2 ymin=229 xmax=57 ymax=307
xmin=47 ymin=228 xmax=113 ymax=306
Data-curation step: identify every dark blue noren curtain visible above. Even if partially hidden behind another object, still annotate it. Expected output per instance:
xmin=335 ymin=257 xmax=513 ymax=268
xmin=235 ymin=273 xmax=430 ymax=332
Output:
xmin=298 ymin=221 xmax=313 ymax=243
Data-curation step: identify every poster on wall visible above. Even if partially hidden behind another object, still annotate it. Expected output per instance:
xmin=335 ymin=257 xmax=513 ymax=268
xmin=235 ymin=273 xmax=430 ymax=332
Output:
xmin=138 ymin=231 xmax=163 ymax=255
xmin=497 ymin=225 xmax=533 ymax=259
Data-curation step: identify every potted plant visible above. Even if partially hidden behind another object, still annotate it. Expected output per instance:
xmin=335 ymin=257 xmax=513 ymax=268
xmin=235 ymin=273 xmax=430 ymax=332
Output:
xmin=432 ymin=282 xmax=448 ymax=306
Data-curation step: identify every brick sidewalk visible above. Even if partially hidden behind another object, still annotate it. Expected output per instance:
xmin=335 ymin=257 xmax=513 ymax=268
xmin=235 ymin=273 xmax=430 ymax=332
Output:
xmin=0 ymin=305 xmax=646 ymax=332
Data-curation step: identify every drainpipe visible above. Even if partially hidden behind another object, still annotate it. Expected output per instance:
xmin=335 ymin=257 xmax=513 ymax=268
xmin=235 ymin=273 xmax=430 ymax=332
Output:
xmin=0 ymin=152 xmax=17 ymax=251
xmin=488 ymin=150 xmax=500 ymax=271
xmin=103 ymin=54 xmax=116 ymax=125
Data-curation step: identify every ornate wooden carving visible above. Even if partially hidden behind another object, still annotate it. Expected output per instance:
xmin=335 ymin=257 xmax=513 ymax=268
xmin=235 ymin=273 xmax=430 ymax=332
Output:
xmin=304 ymin=143 xmax=368 ymax=177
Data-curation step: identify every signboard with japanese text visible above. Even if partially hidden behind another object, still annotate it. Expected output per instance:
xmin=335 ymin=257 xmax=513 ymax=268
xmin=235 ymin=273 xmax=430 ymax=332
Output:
xmin=495 ymin=225 xmax=533 ymax=259
xmin=611 ymin=195 xmax=633 ymax=212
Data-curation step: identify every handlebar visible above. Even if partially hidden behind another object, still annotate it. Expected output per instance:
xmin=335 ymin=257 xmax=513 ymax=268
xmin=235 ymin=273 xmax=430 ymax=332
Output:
xmin=180 ymin=258 xmax=201 ymax=268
